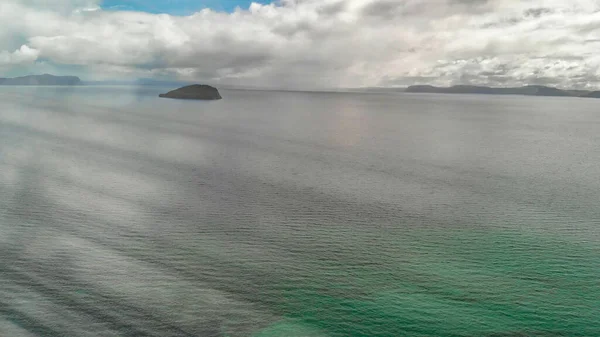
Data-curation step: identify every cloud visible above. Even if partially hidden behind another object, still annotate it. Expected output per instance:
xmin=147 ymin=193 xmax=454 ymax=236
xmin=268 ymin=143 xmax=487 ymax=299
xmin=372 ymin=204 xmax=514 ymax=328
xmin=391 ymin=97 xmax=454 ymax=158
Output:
xmin=0 ymin=45 xmax=40 ymax=66
xmin=1 ymin=0 xmax=600 ymax=88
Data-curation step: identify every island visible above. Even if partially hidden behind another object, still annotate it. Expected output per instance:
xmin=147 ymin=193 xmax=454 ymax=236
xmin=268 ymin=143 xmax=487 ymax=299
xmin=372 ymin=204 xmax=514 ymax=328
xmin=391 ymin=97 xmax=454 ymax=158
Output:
xmin=405 ymin=85 xmax=574 ymax=97
xmin=581 ymin=91 xmax=600 ymax=98
xmin=0 ymin=74 xmax=82 ymax=86
xmin=159 ymin=85 xmax=222 ymax=100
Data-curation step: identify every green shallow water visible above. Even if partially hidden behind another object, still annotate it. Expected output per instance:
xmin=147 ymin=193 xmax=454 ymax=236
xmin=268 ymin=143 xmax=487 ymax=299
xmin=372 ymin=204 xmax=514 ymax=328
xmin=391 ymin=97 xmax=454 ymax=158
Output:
xmin=255 ymin=229 xmax=599 ymax=336
xmin=0 ymin=87 xmax=599 ymax=336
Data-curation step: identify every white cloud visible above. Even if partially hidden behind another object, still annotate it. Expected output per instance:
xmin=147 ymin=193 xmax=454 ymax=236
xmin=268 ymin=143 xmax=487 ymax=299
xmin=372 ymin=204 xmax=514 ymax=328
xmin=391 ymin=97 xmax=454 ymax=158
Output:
xmin=0 ymin=45 xmax=40 ymax=66
xmin=1 ymin=0 xmax=600 ymax=88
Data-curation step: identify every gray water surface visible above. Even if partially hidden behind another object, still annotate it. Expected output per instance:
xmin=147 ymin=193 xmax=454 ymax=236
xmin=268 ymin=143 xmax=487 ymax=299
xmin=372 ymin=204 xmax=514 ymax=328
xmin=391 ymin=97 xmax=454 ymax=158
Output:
xmin=0 ymin=86 xmax=599 ymax=336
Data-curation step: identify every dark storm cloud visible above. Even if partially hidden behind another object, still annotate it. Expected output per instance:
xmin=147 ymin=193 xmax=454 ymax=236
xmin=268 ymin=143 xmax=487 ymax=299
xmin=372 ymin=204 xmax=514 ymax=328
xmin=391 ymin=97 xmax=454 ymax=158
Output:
xmin=317 ymin=1 xmax=347 ymax=16
xmin=362 ymin=0 xmax=401 ymax=18
xmin=524 ymin=7 xmax=553 ymax=18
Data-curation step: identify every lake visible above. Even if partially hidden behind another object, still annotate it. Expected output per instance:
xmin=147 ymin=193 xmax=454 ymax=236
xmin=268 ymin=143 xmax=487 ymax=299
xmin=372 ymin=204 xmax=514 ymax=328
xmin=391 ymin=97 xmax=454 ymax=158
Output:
xmin=0 ymin=86 xmax=598 ymax=336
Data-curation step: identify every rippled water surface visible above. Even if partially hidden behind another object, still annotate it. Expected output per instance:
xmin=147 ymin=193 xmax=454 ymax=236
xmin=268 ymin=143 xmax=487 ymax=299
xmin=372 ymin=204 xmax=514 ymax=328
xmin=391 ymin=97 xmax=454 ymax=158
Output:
xmin=0 ymin=86 xmax=599 ymax=336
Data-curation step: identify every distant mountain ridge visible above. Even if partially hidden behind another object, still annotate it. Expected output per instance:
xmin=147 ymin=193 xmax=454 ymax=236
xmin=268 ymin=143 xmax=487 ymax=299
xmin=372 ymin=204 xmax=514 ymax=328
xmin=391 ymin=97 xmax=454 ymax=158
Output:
xmin=405 ymin=84 xmax=599 ymax=98
xmin=581 ymin=91 xmax=600 ymax=98
xmin=0 ymin=74 xmax=82 ymax=86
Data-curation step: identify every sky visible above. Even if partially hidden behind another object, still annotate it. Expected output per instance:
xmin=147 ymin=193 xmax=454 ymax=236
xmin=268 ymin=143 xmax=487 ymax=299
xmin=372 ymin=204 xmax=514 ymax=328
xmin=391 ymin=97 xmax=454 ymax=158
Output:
xmin=101 ymin=0 xmax=269 ymax=15
xmin=1 ymin=0 xmax=600 ymax=89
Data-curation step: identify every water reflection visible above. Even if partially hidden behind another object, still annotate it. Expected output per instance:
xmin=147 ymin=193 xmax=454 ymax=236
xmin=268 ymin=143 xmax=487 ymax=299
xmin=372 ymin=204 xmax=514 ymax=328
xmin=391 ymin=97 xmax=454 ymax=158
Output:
xmin=327 ymin=97 xmax=368 ymax=148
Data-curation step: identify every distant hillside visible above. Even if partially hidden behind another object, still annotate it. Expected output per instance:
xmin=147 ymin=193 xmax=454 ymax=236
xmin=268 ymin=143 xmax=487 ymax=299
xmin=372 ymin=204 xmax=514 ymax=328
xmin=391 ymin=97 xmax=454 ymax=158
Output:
xmin=405 ymin=84 xmax=582 ymax=97
xmin=405 ymin=85 xmax=494 ymax=94
xmin=0 ymin=74 xmax=82 ymax=86
xmin=581 ymin=91 xmax=600 ymax=98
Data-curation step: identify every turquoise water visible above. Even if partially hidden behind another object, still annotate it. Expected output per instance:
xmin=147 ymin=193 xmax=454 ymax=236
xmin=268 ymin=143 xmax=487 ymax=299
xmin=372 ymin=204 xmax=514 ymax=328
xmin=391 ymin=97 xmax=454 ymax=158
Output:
xmin=0 ymin=86 xmax=598 ymax=336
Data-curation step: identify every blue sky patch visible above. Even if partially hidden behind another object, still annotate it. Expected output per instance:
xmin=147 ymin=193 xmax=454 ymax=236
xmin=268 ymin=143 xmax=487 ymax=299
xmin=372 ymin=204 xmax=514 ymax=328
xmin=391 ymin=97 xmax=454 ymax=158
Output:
xmin=101 ymin=0 xmax=272 ymax=15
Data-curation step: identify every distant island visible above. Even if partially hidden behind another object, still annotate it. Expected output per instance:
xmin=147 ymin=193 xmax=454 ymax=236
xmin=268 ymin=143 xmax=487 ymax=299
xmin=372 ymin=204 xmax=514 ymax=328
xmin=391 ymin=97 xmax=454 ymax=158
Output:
xmin=404 ymin=85 xmax=600 ymax=98
xmin=581 ymin=91 xmax=600 ymax=98
xmin=159 ymin=84 xmax=222 ymax=100
xmin=0 ymin=74 xmax=82 ymax=86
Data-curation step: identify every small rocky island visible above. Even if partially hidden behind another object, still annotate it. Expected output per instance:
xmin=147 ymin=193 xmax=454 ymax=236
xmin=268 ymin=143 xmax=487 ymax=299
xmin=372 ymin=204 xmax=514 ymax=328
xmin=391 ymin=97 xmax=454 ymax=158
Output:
xmin=159 ymin=84 xmax=222 ymax=100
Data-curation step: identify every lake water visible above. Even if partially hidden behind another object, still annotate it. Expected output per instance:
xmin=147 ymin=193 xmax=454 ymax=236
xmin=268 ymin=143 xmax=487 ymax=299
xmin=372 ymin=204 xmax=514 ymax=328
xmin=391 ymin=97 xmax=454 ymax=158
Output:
xmin=0 ymin=86 xmax=598 ymax=336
